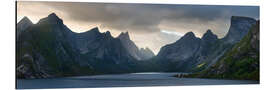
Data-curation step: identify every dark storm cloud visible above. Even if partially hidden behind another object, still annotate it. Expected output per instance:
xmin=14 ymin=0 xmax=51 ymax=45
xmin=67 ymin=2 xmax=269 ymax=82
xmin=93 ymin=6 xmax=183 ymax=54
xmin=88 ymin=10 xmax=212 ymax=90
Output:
xmin=39 ymin=2 xmax=259 ymax=34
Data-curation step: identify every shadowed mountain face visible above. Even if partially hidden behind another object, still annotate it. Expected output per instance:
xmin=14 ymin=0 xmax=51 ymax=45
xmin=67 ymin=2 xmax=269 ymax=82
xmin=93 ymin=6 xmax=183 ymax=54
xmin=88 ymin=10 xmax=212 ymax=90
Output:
xmin=117 ymin=32 xmax=155 ymax=60
xmin=16 ymin=13 xmax=149 ymax=78
xmin=223 ymin=16 xmax=257 ymax=44
xmin=139 ymin=47 xmax=155 ymax=60
xmin=158 ymin=32 xmax=201 ymax=63
xmin=156 ymin=16 xmax=257 ymax=72
xmin=17 ymin=17 xmax=33 ymax=37
xmin=189 ymin=21 xmax=260 ymax=80
xmin=16 ymin=13 xmax=89 ymax=78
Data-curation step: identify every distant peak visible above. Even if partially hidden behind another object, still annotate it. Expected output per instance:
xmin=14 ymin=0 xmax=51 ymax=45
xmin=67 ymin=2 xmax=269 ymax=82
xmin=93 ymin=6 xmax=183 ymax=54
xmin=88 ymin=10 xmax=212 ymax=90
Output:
xmin=120 ymin=31 xmax=129 ymax=35
xmin=48 ymin=13 xmax=58 ymax=18
xmin=118 ymin=31 xmax=130 ymax=40
xmin=21 ymin=16 xmax=31 ymax=22
xmin=206 ymin=29 xmax=213 ymax=34
xmin=184 ymin=32 xmax=196 ymax=37
xmin=105 ymin=31 xmax=112 ymax=36
xmin=202 ymin=29 xmax=218 ymax=41
xmin=38 ymin=13 xmax=62 ymax=24
xmin=145 ymin=47 xmax=152 ymax=51
xmin=47 ymin=13 xmax=62 ymax=21
xmin=203 ymin=29 xmax=216 ymax=37
xmin=90 ymin=27 xmax=100 ymax=33
xmin=19 ymin=16 xmax=33 ymax=24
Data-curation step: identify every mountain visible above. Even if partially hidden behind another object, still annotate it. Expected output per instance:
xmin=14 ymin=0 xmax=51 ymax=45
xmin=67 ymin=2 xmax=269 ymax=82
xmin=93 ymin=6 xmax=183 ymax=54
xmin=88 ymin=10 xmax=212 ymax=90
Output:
xmin=117 ymin=32 xmax=155 ymax=60
xmin=156 ymin=16 xmax=256 ymax=72
xmin=16 ymin=13 xmax=142 ymax=79
xmin=223 ymin=16 xmax=257 ymax=44
xmin=17 ymin=16 xmax=33 ymax=37
xmin=196 ymin=16 xmax=257 ymax=70
xmin=16 ymin=13 xmax=95 ymax=79
xmin=157 ymin=32 xmax=201 ymax=71
xmin=201 ymin=29 xmax=218 ymax=45
xmin=117 ymin=32 xmax=143 ymax=60
xmin=75 ymin=29 xmax=138 ymax=73
xmin=139 ymin=47 xmax=155 ymax=60
xmin=16 ymin=13 xmax=258 ymax=79
xmin=188 ymin=21 xmax=259 ymax=80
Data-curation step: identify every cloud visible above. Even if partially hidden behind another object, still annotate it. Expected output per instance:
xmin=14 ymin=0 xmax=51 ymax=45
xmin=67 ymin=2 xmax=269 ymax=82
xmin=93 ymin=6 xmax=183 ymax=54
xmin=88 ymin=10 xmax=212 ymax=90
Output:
xmin=37 ymin=2 xmax=258 ymax=36
xmin=17 ymin=1 xmax=259 ymax=53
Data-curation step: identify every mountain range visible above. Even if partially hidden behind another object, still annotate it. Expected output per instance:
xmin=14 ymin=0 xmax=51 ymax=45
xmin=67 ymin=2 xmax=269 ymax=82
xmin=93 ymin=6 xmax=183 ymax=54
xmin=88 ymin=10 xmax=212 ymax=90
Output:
xmin=155 ymin=16 xmax=257 ymax=73
xmin=187 ymin=21 xmax=259 ymax=80
xmin=16 ymin=13 xmax=259 ymax=80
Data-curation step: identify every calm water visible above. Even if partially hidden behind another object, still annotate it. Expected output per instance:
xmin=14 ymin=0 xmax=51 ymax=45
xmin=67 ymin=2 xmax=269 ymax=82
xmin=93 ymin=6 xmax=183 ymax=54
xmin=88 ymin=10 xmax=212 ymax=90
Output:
xmin=17 ymin=72 xmax=259 ymax=89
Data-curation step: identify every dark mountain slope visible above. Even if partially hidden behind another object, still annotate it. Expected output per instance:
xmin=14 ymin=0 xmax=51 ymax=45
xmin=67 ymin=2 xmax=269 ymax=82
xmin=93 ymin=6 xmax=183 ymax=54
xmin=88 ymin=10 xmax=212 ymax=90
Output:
xmin=157 ymin=32 xmax=201 ymax=71
xmin=117 ymin=32 xmax=155 ymax=60
xmin=16 ymin=13 xmax=142 ymax=78
xmin=17 ymin=16 xmax=33 ymax=37
xmin=189 ymin=21 xmax=259 ymax=80
xmin=77 ymin=30 xmax=138 ymax=73
xmin=155 ymin=16 xmax=256 ymax=72
xmin=16 ymin=13 xmax=95 ymax=79
xmin=139 ymin=47 xmax=155 ymax=60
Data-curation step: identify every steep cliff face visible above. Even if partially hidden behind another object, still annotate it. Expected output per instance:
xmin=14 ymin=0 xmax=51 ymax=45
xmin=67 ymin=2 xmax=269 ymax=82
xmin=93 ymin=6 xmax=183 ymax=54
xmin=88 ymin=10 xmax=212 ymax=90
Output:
xmin=156 ymin=16 xmax=257 ymax=72
xmin=157 ymin=32 xmax=201 ymax=71
xmin=194 ymin=16 xmax=257 ymax=71
xmin=17 ymin=17 xmax=33 ymax=37
xmin=139 ymin=47 xmax=155 ymax=60
xmin=191 ymin=21 xmax=260 ymax=80
xmin=117 ymin=32 xmax=155 ymax=60
xmin=16 ymin=13 xmax=95 ymax=79
xmin=117 ymin=32 xmax=143 ymax=60
xmin=223 ymin=16 xmax=257 ymax=44
xmin=78 ymin=30 xmax=138 ymax=73
xmin=16 ymin=13 xmax=142 ymax=78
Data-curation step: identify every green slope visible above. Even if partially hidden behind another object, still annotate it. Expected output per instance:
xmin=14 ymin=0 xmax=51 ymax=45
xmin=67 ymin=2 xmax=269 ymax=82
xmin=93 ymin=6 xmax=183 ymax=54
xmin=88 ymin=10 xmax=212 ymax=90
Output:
xmin=188 ymin=21 xmax=259 ymax=81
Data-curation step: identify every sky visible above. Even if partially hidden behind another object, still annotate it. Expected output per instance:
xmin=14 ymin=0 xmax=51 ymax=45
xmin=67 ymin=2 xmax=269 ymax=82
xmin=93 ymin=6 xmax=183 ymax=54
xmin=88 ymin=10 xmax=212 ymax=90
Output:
xmin=17 ymin=1 xmax=259 ymax=54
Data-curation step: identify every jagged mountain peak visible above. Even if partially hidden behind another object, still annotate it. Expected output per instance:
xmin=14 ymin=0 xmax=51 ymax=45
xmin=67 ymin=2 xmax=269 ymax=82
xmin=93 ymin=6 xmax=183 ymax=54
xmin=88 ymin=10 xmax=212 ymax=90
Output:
xmin=48 ymin=13 xmax=60 ymax=20
xmin=176 ymin=31 xmax=198 ymax=42
xmin=104 ymin=31 xmax=112 ymax=37
xmin=185 ymin=32 xmax=196 ymax=37
xmin=38 ymin=13 xmax=63 ymax=24
xmin=205 ymin=29 xmax=214 ymax=34
xmin=19 ymin=16 xmax=33 ymax=24
xmin=89 ymin=27 xmax=100 ymax=33
xmin=202 ymin=29 xmax=218 ymax=41
xmin=118 ymin=31 xmax=130 ymax=40
xmin=17 ymin=16 xmax=34 ymax=37
xmin=139 ymin=47 xmax=155 ymax=60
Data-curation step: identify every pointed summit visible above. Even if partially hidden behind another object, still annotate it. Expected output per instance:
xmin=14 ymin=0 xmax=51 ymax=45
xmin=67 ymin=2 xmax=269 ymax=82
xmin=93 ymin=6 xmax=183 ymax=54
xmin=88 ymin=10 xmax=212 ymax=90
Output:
xmin=179 ymin=32 xmax=197 ymax=41
xmin=48 ymin=13 xmax=60 ymax=20
xmin=206 ymin=29 xmax=213 ymax=34
xmin=202 ymin=29 xmax=218 ymax=41
xmin=185 ymin=32 xmax=196 ymax=37
xmin=38 ymin=13 xmax=63 ymax=24
xmin=19 ymin=16 xmax=33 ymax=25
xmin=139 ymin=47 xmax=155 ymax=60
xmin=17 ymin=16 xmax=33 ymax=37
xmin=90 ymin=27 xmax=100 ymax=33
xmin=117 ymin=31 xmax=130 ymax=40
xmin=104 ymin=31 xmax=112 ymax=37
